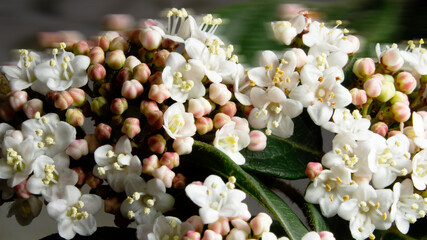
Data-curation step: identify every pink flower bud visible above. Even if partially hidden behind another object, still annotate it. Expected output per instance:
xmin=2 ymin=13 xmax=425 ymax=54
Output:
xmin=231 ymin=117 xmax=250 ymax=133
xmin=395 ymin=71 xmax=417 ymax=94
xmin=139 ymin=28 xmax=162 ymax=50
xmin=68 ymin=88 xmax=86 ymax=107
xmin=173 ymin=137 xmax=194 ymax=155
xmin=148 ymin=71 xmax=163 ymax=85
xmin=183 ymin=231 xmax=201 ymax=240
xmin=153 ymin=49 xmax=170 ymax=67
xmin=319 ymin=231 xmax=336 ymax=240
xmin=350 ymin=88 xmax=367 ymax=106
xmin=353 ymin=58 xmax=375 ymax=78
xmin=110 ymin=36 xmax=129 ymax=52
xmin=14 ymin=179 xmax=30 ymax=199
xmin=142 ymin=155 xmax=159 ymax=175
xmin=110 ymin=97 xmax=128 ymax=115
xmin=65 ymin=108 xmax=85 ymax=126
xmin=140 ymin=100 xmax=160 ymax=116
xmin=107 ymin=49 xmax=126 ymax=70
xmin=121 ymin=79 xmax=144 ymax=99
xmin=97 ymin=35 xmax=110 ymax=51
xmin=148 ymin=134 xmax=166 ymax=154
xmin=248 ymin=130 xmax=267 ymax=151
xmin=226 ymin=229 xmax=247 ymax=240
xmin=305 ymin=162 xmax=323 ymax=180
xmin=104 ymin=197 xmax=121 ymax=214
xmin=202 ymin=230 xmax=222 ymax=240
xmin=186 ymin=215 xmax=204 ymax=233
xmin=0 ymin=102 xmax=14 ymax=121
xmin=73 ymin=40 xmax=90 ymax=55
xmin=124 ymin=56 xmax=141 ymax=71
xmin=133 ymin=63 xmax=151 ymax=84
xmin=391 ymin=102 xmax=411 ymax=122
xmin=90 ymin=96 xmax=108 ymax=116
xmin=84 ymin=134 xmax=100 ymax=153
xmin=231 ymin=218 xmax=251 ymax=234
xmin=213 ymin=113 xmax=231 ymax=129
xmin=347 ymin=35 xmax=360 ymax=54
xmin=153 ymin=165 xmax=175 ymax=188
xmin=45 ymin=91 xmax=59 ymax=103
xmin=162 ymin=38 xmax=180 ymax=51
xmin=103 ymin=14 xmax=135 ymax=31
xmin=391 ymin=91 xmax=409 ymax=105
xmin=88 ymin=63 xmax=106 ymax=82
xmin=371 ymin=122 xmax=388 ymax=137
xmin=66 ymin=139 xmax=89 ymax=160
xmin=291 ymin=48 xmax=307 ymax=69
xmin=72 ymin=167 xmax=86 ymax=185
xmin=377 ymin=75 xmax=396 ymax=102
xmin=95 ymin=123 xmax=112 ymax=141
xmin=160 ymin=152 xmax=180 ymax=169
xmin=54 ymin=91 xmax=73 ymax=110
xmin=219 ymin=101 xmax=237 ymax=117
xmin=149 ymin=84 xmax=170 ymax=103
xmin=7 ymin=90 xmax=28 ymax=111
xmin=188 ymin=97 xmax=212 ymax=118
xmin=196 ymin=117 xmax=213 ymax=135
xmin=209 ymin=83 xmax=232 ymax=106
xmin=121 ymin=117 xmax=141 ymax=138
xmin=23 ymin=99 xmax=43 ymax=119
xmin=173 ymin=173 xmax=186 ymax=189
xmin=381 ymin=47 xmax=404 ymax=72
xmin=89 ymin=46 xmax=105 ymax=65
xmin=388 ymin=130 xmax=402 ymax=138
xmin=147 ymin=110 xmax=164 ymax=129
xmin=363 ymin=74 xmax=383 ymax=98
xmin=208 ymin=216 xmax=230 ymax=236
xmin=250 ymin=212 xmax=272 ymax=236
xmin=116 ymin=67 xmax=133 ymax=85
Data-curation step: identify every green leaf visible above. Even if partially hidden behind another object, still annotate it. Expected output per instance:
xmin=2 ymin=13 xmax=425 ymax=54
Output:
xmin=190 ymin=140 xmax=309 ymax=240
xmin=305 ymin=203 xmax=329 ymax=232
xmin=241 ymin=111 xmax=323 ymax=179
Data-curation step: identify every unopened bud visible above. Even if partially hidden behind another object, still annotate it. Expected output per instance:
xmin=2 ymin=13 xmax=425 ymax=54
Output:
xmin=391 ymin=102 xmax=411 ymax=122
xmin=350 ymin=88 xmax=367 ymax=106
xmin=68 ymin=88 xmax=86 ymax=107
xmin=72 ymin=167 xmax=85 ymax=185
xmin=66 ymin=139 xmax=89 ymax=160
xmin=162 ymin=38 xmax=180 ymax=51
xmin=381 ymin=47 xmax=404 ymax=72
xmin=84 ymin=134 xmax=100 ymax=153
xmin=186 ymin=215 xmax=204 ymax=233
xmin=363 ymin=74 xmax=383 ymax=98
xmin=159 ymin=152 xmax=179 ymax=169
xmin=219 ymin=101 xmax=237 ymax=117
xmin=95 ymin=123 xmax=112 ymax=141
xmin=248 ymin=130 xmax=267 ymax=151
xmin=347 ymin=35 xmax=360 ymax=55
xmin=148 ymin=84 xmax=170 ymax=103
xmin=142 ymin=155 xmax=159 ymax=175
xmin=8 ymin=90 xmax=28 ymax=111
xmin=65 ymin=108 xmax=84 ymax=126
xmin=124 ymin=56 xmax=141 ymax=71
xmin=73 ymin=40 xmax=90 ymax=55
xmin=395 ymin=71 xmax=417 ymax=94
xmin=148 ymin=71 xmax=163 ymax=85
xmin=139 ymin=29 xmax=162 ymax=51
xmin=110 ymin=36 xmax=129 ymax=52
xmin=121 ymin=117 xmax=141 ymax=138
xmin=291 ymin=48 xmax=307 ymax=69
xmin=88 ymin=63 xmax=106 ymax=82
xmin=110 ymin=97 xmax=128 ymax=115
xmin=202 ymin=230 xmax=222 ymax=240
xmin=54 ymin=91 xmax=73 ymax=110
xmin=377 ymin=75 xmax=396 ymax=102
xmin=319 ymin=231 xmax=336 ymax=240
xmin=173 ymin=173 xmax=186 ymax=189
xmin=107 ymin=50 xmax=126 ymax=70
xmin=388 ymin=130 xmax=402 ymax=138
xmin=250 ymin=212 xmax=272 ymax=236
xmin=133 ymin=63 xmax=151 ymax=83
xmin=371 ymin=122 xmax=388 ymax=137
xmin=391 ymin=91 xmax=410 ymax=105
xmin=104 ymin=197 xmax=121 ymax=214
xmin=140 ymin=100 xmax=160 ymax=116
xmin=353 ymin=58 xmax=375 ymax=78
xmin=213 ymin=113 xmax=231 ymax=129
xmin=147 ymin=110 xmax=164 ymax=129
xmin=153 ymin=165 xmax=175 ymax=188
xmin=209 ymin=83 xmax=232 ymax=106
xmin=208 ymin=216 xmax=230 ymax=236
xmin=305 ymin=162 xmax=323 ymax=180
xmin=97 ymin=35 xmax=110 ymax=51
xmin=226 ymin=229 xmax=247 ymax=240
xmin=153 ymin=49 xmax=170 ymax=67
xmin=90 ymin=96 xmax=108 ymax=116
xmin=14 ymin=179 xmax=30 ymax=199
xmin=231 ymin=117 xmax=250 ymax=133
xmin=122 ymin=79 xmax=144 ymax=99
xmin=173 ymin=137 xmax=194 ymax=155
xmin=23 ymin=99 xmax=43 ymax=119
xmin=89 ymin=46 xmax=105 ymax=65
xmin=183 ymin=231 xmax=201 ymax=240
xmin=196 ymin=117 xmax=214 ymax=135
xmin=188 ymin=97 xmax=212 ymax=118
xmin=148 ymin=134 xmax=166 ymax=154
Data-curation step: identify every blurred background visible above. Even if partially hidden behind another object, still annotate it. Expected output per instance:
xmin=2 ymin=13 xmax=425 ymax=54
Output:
xmin=0 ymin=0 xmax=426 ymax=239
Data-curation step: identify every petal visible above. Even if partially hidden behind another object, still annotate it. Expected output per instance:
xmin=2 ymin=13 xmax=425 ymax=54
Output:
xmin=73 ymin=215 xmax=97 ymax=236
xmin=185 ymin=38 xmax=208 ymax=60
xmin=199 ymin=207 xmax=219 ymax=224
xmin=58 ymin=218 xmax=76 ymax=239
xmin=115 ymin=135 xmax=132 ymax=154
xmin=307 ymin=103 xmax=333 ymax=126
xmin=185 ymin=184 xmax=209 ymax=208
xmin=47 ymin=199 xmax=68 ymax=220
xmin=259 ymin=50 xmax=279 ymax=67
xmin=165 ymin=52 xmax=186 ymax=70
xmin=248 ymin=67 xmax=270 ymax=88
xmin=81 ymin=194 xmax=102 ymax=214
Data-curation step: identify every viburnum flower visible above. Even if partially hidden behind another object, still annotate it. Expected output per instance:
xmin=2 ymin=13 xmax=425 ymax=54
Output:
xmin=0 ymin=50 xmax=41 ymax=91
xmin=163 ymin=102 xmax=196 ymax=139
xmin=162 ymin=52 xmax=206 ymax=102
xmin=148 ymin=8 xmax=195 ymax=43
xmin=321 ymin=108 xmax=371 ymax=140
xmin=249 ymin=86 xmax=303 ymax=138
xmin=400 ymin=41 xmax=427 ymax=77
xmin=411 ymin=149 xmax=427 ymax=190
xmin=271 ymin=14 xmax=306 ymax=45
xmin=47 ymin=185 xmax=102 ymax=239
xmin=33 ymin=43 xmax=90 ymax=94
xmin=337 ymin=183 xmax=393 ymax=240
xmin=185 ymin=175 xmax=248 ymax=224
xmin=213 ymin=121 xmax=250 ymax=165
xmin=147 ymin=215 xmax=194 ymax=240
xmin=289 ymin=65 xmax=351 ymax=126
xmin=93 ymin=135 xmax=142 ymax=192
xmin=412 ymin=111 xmax=427 ymax=149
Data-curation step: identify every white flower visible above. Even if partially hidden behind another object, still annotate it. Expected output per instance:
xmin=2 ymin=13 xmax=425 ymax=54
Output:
xmin=150 ymin=8 xmax=196 ymax=43
xmin=213 ymin=121 xmax=250 ymax=165
xmin=400 ymin=44 xmax=427 ymax=76
xmin=147 ymin=215 xmax=194 ymax=240
xmin=33 ymin=46 xmax=90 ymax=94
xmin=162 ymin=52 xmax=206 ymax=102
xmin=261 ymin=232 xmax=289 ymax=240
xmin=1 ymin=50 xmax=41 ymax=91
xmin=232 ymin=63 xmax=252 ymax=106
xmin=249 ymin=86 xmax=303 ymax=138
xmin=304 ymin=165 xmax=357 ymax=217
xmin=7 ymin=195 xmax=42 ymax=226
xmin=185 ymin=175 xmax=248 ymax=224
xmin=321 ymin=108 xmax=371 ymax=140
xmin=120 ymin=174 xmax=175 ymax=222
xmin=271 ymin=14 xmax=306 ymax=45
xmin=136 ymin=208 xmax=162 ymax=240
xmin=338 ymin=183 xmax=393 ymax=240
xmin=163 ymin=102 xmax=196 ymax=139
xmin=93 ymin=135 xmax=142 ymax=192
xmin=411 ymin=149 xmax=427 ymax=190
xmin=47 ymin=186 xmax=102 ymax=239
xmin=391 ymin=179 xmax=426 ymax=234
xmin=412 ymin=111 xmax=427 ymax=149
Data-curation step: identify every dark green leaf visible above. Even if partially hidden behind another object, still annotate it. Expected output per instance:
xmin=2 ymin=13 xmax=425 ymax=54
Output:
xmin=190 ymin=141 xmax=309 ymax=240
xmin=305 ymin=203 xmax=329 ymax=232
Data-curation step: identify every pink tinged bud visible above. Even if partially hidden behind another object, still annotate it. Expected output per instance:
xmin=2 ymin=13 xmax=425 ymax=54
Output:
xmin=208 ymin=216 xmax=230 ymax=236
xmin=319 ymin=231 xmax=336 ymax=240
xmin=148 ymin=134 xmax=166 ymax=154
xmin=188 ymin=97 xmax=212 ymax=118
xmin=209 ymin=83 xmax=232 ymax=106
xmin=371 ymin=122 xmax=388 ymax=137
xmin=202 ymin=230 xmax=222 ymax=240
xmin=23 ymin=99 xmax=43 ymax=119
xmin=231 ymin=117 xmax=250 ymax=133
xmin=66 ymin=139 xmax=89 ymax=160
xmin=139 ymin=28 xmax=162 ymax=51
xmin=124 ymin=56 xmax=142 ymax=71
xmin=226 ymin=229 xmax=248 ymax=240
xmin=391 ymin=91 xmax=410 ymax=105
xmin=160 ymin=152 xmax=180 ymax=169
xmin=140 ymin=100 xmax=160 ymax=116
xmin=381 ymin=47 xmax=404 ymax=72
xmin=147 ymin=110 xmax=164 ymax=129
xmin=116 ymin=67 xmax=133 ymax=85
xmin=45 ymin=91 xmax=59 ymax=103
xmin=54 ymin=91 xmax=73 ymax=110
xmin=107 ymin=50 xmax=126 ymax=70
xmin=90 ymin=96 xmax=108 ymax=116
xmin=173 ymin=137 xmax=194 ymax=155
xmin=250 ymin=212 xmax=272 ymax=236
xmin=8 ymin=90 xmax=28 ymax=111
xmin=97 ymin=35 xmax=110 ymax=51
xmin=104 ymin=197 xmax=121 ymax=214
xmin=153 ymin=49 xmax=170 ymax=67
xmin=142 ymin=155 xmax=160 ymax=175
xmin=231 ymin=219 xmax=251 ymax=235
xmin=110 ymin=36 xmax=129 ymax=52
xmin=391 ymin=102 xmax=411 ymax=122
xmin=95 ymin=123 xmax=112 ymax=141
xmin=347 ymin=35 xmax=360 ymax=54
xmin=196 ymin=117 xmax=214 ymax=135
xmin=248 ymin=130 xmax=267 ymax=151
xmin=353 ymin=58 xmax=375 ymax=78
xmin=133 ymin=63 xmax=151 ymax=84
xmin=305 ymin=162 xmax=323 ymax=180
xmin=213 ymin=113 xmax=231 ymax=129
xmin=110 ymin=97 xmax=128 ymax=115
xmin=14 ymin=179 xmax=30 ymax=199
xmin=363 ymin=74 xmax=383 ymax=98
xmin=388 ymin=130 xmax=402 ymax=138
xmin=162 ymin=38 xmax=180 ymax=51
xmin=68 ymin=88 xmax=86 ymax=107
xmin=72 ymin=167 xmax=86 ymax=185
xmin=377 ymin=75 xmax=396 ymax=102
xmin=173 ymin=173 xmax=186 ymax=189
xmin=89 ymin=46 xmax=105 ymax=65
xmin=121 ymin=117 xmax=141 ymax=138
xmin=88 ymin=63 xmax=107 ymax=82
xmin=186 ymin=215 xmax=204 ymax=233
xmin=148 ymin=71 xmax=164 ymax=85
xmin=149 ymin=84 xmax=170 ymax=103
xmin=350 ymin=88 xmax=367 ymax=106
xmin=183 ymin=231 xmax=201 ymax=240
xmin=395 ymin=71 xmax=417 ymax=94
xmin=153 ymin=165 xmax=175 ymax=188
xmin=0 ymin=102 xmax=15 ymax=121
xmin=291 ymin=48 xmax=307 ymax=69
xmin=84 ymin=134 xmax=100 ymax=153
xmin=73 ymin=40 xmax=90 ymax=55
xmin=65 ymin=108 xmax=85 ymax=126
xmin=121 ymin=79 xmax=144 ymax=99
xmin=219 ymin=101 xmax=237 ymax=117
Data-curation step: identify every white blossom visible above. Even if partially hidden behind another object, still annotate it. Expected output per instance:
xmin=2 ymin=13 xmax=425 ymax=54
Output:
xmin=147 ymin=215 xmax=193 ymax=240
xmin=1 ymin=50 xmax=41 ymax=91
xmin=213 ymin=121 xmax=250 ymax=165
xmin=412 ymin=149 xmax=427 ymax=190
xmin=163 ymin=102 xmax=196 ymax=139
